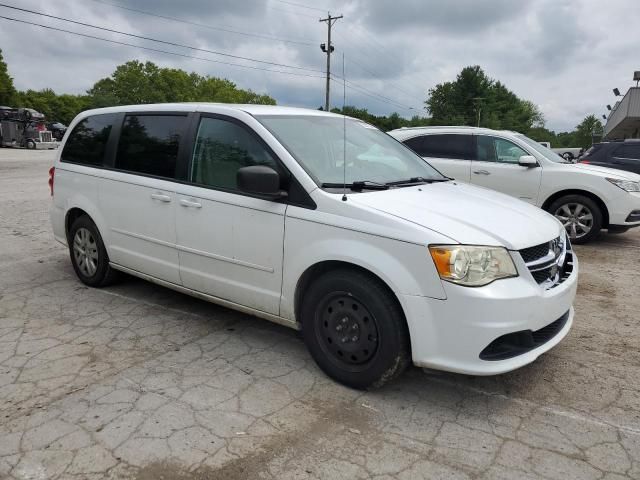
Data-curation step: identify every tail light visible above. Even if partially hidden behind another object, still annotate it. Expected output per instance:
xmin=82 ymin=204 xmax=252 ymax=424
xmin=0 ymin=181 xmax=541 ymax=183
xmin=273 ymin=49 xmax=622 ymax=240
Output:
xmin=580 ymin=159 xmax=590 ymax=164
xmin=48 ymin=166 xmax=55 ymax=196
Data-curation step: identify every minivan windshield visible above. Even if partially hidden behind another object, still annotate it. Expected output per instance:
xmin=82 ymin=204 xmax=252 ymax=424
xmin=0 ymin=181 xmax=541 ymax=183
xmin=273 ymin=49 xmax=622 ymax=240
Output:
xmin=515 ymin=134 xmax=570 ymax=163
xmin=257 ymin=115 xmax=447 ymax=188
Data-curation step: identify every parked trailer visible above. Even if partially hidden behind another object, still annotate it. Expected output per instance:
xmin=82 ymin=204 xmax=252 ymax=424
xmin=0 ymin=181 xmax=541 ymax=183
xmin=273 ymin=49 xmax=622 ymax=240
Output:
xmin=0 ymin=108 xmax=58 ymax=149
xmin=538 ymin=142 xmax=583 ymax=161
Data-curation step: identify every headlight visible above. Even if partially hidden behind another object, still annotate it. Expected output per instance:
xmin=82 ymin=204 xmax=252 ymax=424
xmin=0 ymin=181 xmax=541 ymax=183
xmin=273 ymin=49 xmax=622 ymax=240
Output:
xmin=429 ymin=245 xmax=518 ymax=287
xmin=606 ymin=177 xmax=640 ymax=192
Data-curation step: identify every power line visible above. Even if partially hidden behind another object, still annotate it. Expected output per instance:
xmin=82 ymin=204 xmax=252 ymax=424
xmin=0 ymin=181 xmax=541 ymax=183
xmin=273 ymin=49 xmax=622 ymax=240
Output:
xmin=330 ymin=76 xmax=421 ymax=112
xmin=87 ymin=0 xmax=315 ymax=46
xmin=0 ymin=15 xmax=325 ymax=79
xmin=0 ymin=4 xmax=322 ymax=74
xmin=342 ymin=53 xmax=425 ymax=105
xmin=273 ymin=0 xmax=327 ymax=13
xmin=265 ymin=6 xmax=318 ymax=19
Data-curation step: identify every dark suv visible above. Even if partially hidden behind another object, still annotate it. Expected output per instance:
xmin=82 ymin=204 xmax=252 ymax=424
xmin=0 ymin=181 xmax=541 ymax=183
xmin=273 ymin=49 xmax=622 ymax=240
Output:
xmin=579 ymin=140 xmax=640 ymax=175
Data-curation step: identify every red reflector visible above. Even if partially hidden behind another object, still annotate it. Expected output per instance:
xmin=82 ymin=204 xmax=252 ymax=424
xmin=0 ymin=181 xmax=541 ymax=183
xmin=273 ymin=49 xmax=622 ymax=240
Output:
xmin=580 ymin=160 xmax=590 ymax=164
xmin=48 ymin=166 xmax=55 ymax=196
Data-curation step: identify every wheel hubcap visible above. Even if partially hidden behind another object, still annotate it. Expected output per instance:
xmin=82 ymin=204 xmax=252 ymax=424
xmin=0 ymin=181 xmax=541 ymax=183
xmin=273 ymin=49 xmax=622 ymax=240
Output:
xmin=73 ymin=227 xmax=98 ymax=277
xmin=554 ymin=203 xmax=593 ymax=239
xmin=316 ymin=294 xmax=379 ymax=366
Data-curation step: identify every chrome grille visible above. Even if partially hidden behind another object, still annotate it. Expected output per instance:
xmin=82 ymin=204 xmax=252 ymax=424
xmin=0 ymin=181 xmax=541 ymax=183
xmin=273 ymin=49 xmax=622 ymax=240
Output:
xmin=519 ymin=236 xmax=573 ymax=289
xmin=39 ymin=131 xmax=53 ymax=142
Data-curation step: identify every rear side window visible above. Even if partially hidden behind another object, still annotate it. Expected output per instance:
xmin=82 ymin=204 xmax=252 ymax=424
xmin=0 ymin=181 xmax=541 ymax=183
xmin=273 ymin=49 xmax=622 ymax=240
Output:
xmin=190 ymin=117 xmax=279 ymax=191
xmin=61 ymin=113 xmax=118 ymax=166
xmin=403 ymin=136 xmax=425 ymax=154
xmin=115 ymin=115 xmax=186 ymax=179
xmin=614 ymin=144 xmax=640 ymax=160
xmin=418 ymin=134 xmax=473 ymax=159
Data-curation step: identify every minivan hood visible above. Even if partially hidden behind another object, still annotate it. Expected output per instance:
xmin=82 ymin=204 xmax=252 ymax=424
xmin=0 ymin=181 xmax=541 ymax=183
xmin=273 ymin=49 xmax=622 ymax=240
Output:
xmin=351 ymin=182 xmax=562 ymax=250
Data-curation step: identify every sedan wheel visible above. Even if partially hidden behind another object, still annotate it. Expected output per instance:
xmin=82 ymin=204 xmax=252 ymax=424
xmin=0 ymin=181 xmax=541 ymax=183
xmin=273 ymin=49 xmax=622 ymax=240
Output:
xmin=554 ymin=202 xmax=593 ymax=240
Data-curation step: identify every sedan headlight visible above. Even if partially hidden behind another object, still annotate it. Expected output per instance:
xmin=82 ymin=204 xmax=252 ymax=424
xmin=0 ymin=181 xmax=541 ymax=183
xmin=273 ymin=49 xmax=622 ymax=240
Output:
xmin=429 ymin=245 xmax=518 ymax=287
xmin=606 ymin=177 xmax=640 ymax=192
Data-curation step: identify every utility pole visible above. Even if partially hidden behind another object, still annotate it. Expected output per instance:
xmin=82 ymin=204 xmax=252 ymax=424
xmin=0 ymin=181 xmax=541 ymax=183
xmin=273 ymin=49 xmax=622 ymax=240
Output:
xmin=319 ymin=13 xmax=342 ymax=111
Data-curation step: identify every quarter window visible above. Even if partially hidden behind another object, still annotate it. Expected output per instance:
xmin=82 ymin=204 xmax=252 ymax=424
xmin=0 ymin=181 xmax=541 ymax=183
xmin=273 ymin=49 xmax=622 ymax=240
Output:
xmin=191 ymin=117 xmax=279 ymax=191
xmin=115 ymin=115 xmax=186 ymax=179
xmin=477 ymin=136 xmax=528 ymax=164
xmin=61 ymin=113 xmax=118 ymax=166
xmin=413 ymin=134 xmax=473 ymax=160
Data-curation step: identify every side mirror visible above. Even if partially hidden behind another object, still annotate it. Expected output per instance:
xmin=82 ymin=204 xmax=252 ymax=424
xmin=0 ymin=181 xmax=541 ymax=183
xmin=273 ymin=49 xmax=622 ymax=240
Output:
xmin=237 ymin=165 xmax=287 ymax=199
xmin=518 ymin=155 xmax=538 ymax=167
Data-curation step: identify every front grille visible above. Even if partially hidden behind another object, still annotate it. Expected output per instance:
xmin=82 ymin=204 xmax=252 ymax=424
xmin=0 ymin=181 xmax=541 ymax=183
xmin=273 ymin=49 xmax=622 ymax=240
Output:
xmin=39 ymin=131 xmax=53 ymax=142
xmin=519 ymin=236 xmax=573 ymax=289
xmin=519 ymin=241 xmax=550 ymax=263
xmin=480 ymin=310 xmax=570 ymax=361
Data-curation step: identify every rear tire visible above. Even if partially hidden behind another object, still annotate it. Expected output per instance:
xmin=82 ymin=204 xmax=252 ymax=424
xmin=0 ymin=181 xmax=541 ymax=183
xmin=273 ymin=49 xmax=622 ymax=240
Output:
xmin=548 ymin=194 xmax=602 ymax=244
xmin=68 ymin=216 xmax=119 ymax=287
xmin=301 ymin=269 xmax=411 ymax=389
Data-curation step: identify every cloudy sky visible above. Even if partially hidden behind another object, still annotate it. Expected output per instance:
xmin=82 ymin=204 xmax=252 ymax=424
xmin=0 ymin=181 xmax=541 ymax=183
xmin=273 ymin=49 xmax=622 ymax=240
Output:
xmin=1 ymin=0 xmax=638 ymax=131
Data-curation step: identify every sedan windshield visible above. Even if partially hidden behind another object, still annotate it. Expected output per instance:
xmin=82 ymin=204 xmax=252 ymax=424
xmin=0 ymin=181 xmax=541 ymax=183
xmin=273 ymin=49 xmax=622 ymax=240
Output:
xmin=515 ymin=134 xmax=570 ymax=163
xmin=257 ymin=115 xmax=446 ymax=187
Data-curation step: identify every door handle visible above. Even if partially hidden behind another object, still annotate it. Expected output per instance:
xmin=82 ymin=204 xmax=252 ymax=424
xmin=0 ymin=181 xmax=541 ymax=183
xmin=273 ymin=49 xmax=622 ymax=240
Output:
xmin=473 ymin=170 xmax=490 ymax=175
xmin=179 ymin=198 xmax=202 ymax=209
xmin=150 ymin=193 xmax=171 ymax=202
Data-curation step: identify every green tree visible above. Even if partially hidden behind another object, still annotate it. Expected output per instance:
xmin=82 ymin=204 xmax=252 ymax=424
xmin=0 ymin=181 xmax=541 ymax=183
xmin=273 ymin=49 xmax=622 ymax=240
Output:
xmin=0 ymin=48 xmax=17 ymax=105
xmin=573 ymin=114 xmax=603 ymax=149
xmin=425 ymin=66 xmax=543 ymax=132
xmin=87 ymin=60 xmax=276 ymax=106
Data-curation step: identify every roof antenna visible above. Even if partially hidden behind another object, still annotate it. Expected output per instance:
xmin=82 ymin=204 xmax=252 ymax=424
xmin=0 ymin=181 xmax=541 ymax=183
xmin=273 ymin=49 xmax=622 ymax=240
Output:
xmin=341 ymin=52 xmax=347 ymax=202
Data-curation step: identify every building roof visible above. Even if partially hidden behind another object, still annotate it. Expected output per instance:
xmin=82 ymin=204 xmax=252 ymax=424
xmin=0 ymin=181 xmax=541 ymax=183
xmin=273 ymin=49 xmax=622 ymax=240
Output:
xmin=604 ymin=87 xmax=640 ymax=139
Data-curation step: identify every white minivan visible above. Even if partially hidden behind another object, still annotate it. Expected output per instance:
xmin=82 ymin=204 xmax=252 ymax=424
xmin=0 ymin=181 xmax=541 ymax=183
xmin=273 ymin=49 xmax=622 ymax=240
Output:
xmin=389 ymin=126 xmax=640 ymax=244
xmin=50 ymin=104 xmax=578 ymax=388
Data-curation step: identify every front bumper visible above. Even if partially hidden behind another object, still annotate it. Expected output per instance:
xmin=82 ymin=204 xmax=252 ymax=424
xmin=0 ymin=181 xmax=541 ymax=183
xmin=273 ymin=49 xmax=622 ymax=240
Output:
xmin=401 ymin=253 xmax=578 ymax=376
xmin=35 ymin=141 xmax=58 ymax=150
xmin=608 ymin=191 xmax=640 ymax=227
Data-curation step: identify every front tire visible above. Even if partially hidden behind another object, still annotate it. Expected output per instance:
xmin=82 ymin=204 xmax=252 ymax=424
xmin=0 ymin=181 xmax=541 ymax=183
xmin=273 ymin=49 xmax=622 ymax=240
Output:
xmin=68 ymin=216 xmax=118 ymax=287
xmin=25 ymin=139 xmax=36 ymax=150
xmin=549 ymin=194 xmax=602 ymax=244
xmin=301 ymin=269 xmax=411 ymax=389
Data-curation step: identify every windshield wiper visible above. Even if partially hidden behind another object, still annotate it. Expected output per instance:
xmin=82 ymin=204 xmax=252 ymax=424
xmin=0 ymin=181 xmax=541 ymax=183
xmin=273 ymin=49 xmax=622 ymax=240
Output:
xmin=321 ymin=180 xmax=389 ymax=191
xmin=386 ymin=176 xmax=451 ymax=186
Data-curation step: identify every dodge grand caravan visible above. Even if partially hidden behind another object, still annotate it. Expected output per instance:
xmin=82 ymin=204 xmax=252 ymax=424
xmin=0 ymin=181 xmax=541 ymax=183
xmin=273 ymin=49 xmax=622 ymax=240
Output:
xmin=50 ymin=104 xmax=578 ymax=389
xmin=389 ymin=126 xmax=640 ymax=243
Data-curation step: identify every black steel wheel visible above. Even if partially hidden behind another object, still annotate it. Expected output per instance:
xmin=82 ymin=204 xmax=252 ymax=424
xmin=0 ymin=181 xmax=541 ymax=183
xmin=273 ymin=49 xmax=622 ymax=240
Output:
xmin=301 ymin=268 xmax=410 ymax=389
xmin=315 ymin=293 xmax=380 ymax=367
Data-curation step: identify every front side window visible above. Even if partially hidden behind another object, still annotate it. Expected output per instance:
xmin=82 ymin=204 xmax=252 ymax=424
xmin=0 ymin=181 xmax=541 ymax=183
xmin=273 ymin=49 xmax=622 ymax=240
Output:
xmin=61 ymin=113 xmax=118 ymax=166
xmin=257 ymin=115 xmax=445 ymax=185
xmin=191 ymin=117 xmax=279 ymax=190
xmin=115 ymin=115 xmax=186 ymax=178
xmin=477 ymin=136 xmax=528 ymax=164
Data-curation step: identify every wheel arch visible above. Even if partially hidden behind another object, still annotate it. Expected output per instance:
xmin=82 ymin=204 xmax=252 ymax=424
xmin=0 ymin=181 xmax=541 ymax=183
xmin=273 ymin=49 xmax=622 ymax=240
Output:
xmin=65 ymin=207 xmax=91 ymax=241
xmin=541 ymin=189 xmax=610 ymax=227
xmin=293 ymin=260 xmax=407 ymax=332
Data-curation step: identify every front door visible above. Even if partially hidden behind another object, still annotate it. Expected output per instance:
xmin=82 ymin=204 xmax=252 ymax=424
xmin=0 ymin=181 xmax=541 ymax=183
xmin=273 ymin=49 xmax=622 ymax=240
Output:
xmin=470 ymin=135 xmax=542 ymax=204
xmin=175 ymin=115 xmax=286 ymax=315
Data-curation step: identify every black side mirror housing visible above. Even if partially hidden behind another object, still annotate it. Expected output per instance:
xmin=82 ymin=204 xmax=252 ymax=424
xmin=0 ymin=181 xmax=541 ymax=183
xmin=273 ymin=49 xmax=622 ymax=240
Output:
xmin=237 ymin=165 xmax=287 ymax=199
